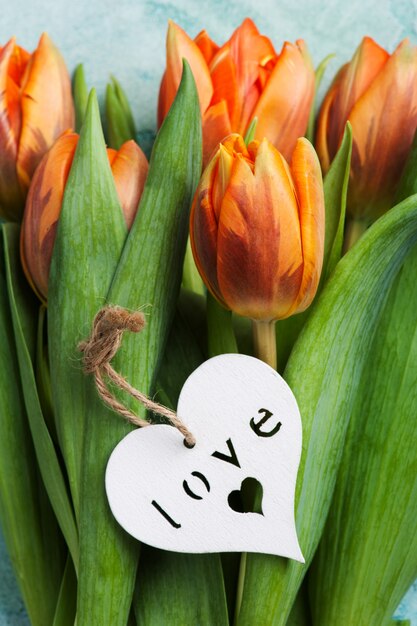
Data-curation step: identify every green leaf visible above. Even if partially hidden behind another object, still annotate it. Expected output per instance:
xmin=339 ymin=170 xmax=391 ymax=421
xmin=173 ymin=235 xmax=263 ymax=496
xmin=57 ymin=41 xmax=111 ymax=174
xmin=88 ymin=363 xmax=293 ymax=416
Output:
xmin=3 ymin=224 xmax=79 ymax=569
xmin=105 ymin=76 xmax=137 ymax=149
xmin=286 ymin=583 xmax=311 ymax=626
xmin=48 ymin=90 xmax=135 ymax=626
xmin=49 ymin=88 xmax=128 ymax=515
xmin=309 ymin=243 xmax=417 ymax=625
xmin=182 ymin=237 xmax=205 ymax=296
xmin=105 ymin=60 xmax=202 ymax=402
xmin=244 ymin=117 xmax=258 ymax=145
xmin=207 ymin=292 xmax=238 ymax=357
xmin=396 ymin=125 xmax=417 ymax=202
xmin=135 ymin=548 xmax=228 ymax=626
xmin=73 ymin=64 xmax=89 ymax=133
xmin=156 ymin=292 xmax=206 ymax=407
xmin=103 ymin=59 xmax=227 ymax=626
xmin=321 ymin=121 xmax=352 ymax=282
xmin=53 ymin=556 xmax=77 ymax=626
xmin=306 ymin=54 xmax=335 ymax=143
xmin=236 ymin=194 xmax=417 ymax=625
xmin=0 ymin=230 xmax=63 ymax=625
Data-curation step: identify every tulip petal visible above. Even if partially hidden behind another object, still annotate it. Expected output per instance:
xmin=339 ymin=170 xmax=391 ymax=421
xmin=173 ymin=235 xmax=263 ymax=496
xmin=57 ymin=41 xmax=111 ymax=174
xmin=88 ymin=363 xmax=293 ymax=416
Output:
xmin=348 ymin=39 xmax=417 ymax=219
xmin=110 ymin=140 xmax=149 ymax=229
xmin=217 ymin=139 xmax=303 ymax=320
xmin=315 ymin=66 xmax=347 ymax=174
xmin=190 ymin=154 xmax=225 ymax=305
xmin=17 ymin=33 xmax=75 ymax=193
xmin=288 ymin=138 xmax=325 ymax=315
xmin=195 ymin=30 xmax=219 ymax=64
xmin=253 ymin=41 xmax=315 ymax=161
xmin=202 ymin=100 xmax=232 ymax=165
xmin=0 ymin=40 xmax=25 ymax=219
xmin=210 ymin=18 xmax=276 ymax=134
xmin=327 ymin=37 xmax=389 ymax=161
xmin=161 ymin=21 xmax=213 ymax=121
xmin=21 ymin=133 xmax=78 ymax=300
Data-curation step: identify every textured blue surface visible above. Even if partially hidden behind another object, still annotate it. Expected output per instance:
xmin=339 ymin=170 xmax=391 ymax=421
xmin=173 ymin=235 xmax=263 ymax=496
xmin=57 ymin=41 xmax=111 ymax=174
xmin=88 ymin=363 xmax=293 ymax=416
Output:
xmin=1 ymin=0 xmax=417 ymax=623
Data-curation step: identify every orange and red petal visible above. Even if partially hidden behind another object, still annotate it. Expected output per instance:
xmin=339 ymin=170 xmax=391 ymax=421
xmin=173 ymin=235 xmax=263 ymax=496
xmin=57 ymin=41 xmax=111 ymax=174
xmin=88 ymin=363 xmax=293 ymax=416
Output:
xmin=21 ymin=132 xmax=78 ymax=300
xmin=216 ymin=141 xmax=303 ymax=320
xmin=190 ymin=155 xmax=225 ymax=305
xmin=330 ymin=37 xmax=389 ymax=157
xmin=288 ymin=138 xmax=325 ymax=315
xmin=163 ymin=21 xmax=213 ymax=121
xmin=195 ymin=29 xmax=219 ymax=65
xmin=315 ymin=66 xmax=347 ymax=173
xmin=110 ymin=140 xmax=149 ymax=229
xmin=202 ymin=100 xmax=232 ymax=166
xmin=0 ymin=40 xmax=24 ymax=219
xmin=253 ymin=41 xmax=315 ymax=161
xmin=348 ymin=39 xmax=417 ymax=219
xmin=17 ymin=33 xmax=75 ymax=193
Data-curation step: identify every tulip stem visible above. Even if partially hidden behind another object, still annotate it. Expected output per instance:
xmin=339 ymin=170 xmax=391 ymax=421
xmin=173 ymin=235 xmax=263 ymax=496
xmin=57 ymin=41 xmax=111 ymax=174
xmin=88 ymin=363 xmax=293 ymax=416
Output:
xmin=234 ymin=320 xmax=277 ymax=625
xmin=252 ymin=319 xmax=277 ymax=369
xmin=343 ymin=218 xmax=368 ymax=253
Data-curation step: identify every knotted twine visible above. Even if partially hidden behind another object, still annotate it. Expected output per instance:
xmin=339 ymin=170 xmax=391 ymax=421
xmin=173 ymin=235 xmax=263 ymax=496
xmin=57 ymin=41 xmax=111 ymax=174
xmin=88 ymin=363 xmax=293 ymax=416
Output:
xmin=78 ymin=306 xmax=196 ymax=448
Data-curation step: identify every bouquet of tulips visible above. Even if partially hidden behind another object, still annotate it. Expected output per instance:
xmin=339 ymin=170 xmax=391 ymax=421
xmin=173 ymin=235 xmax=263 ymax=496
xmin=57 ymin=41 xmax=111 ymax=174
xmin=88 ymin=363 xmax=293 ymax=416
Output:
xmin=1 ymin=18 xmax=417 ymax=626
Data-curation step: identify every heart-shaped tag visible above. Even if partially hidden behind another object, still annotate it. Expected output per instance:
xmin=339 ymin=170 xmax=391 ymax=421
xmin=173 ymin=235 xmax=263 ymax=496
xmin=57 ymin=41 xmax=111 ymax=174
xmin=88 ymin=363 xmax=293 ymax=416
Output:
xmin=105 ymin=354 xmax=304 ymax=561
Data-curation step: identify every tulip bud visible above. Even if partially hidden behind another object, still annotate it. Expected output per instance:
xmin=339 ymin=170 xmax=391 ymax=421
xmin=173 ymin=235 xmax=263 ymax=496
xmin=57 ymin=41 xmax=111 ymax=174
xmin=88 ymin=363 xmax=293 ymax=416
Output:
xmin=190 ymin=134 xmax=325 ymax=321
xmin=21 ymin=133 xmax=148 ymax=301
xmin=316 ymin=37 xmax=417 ymax=222
xmin=0 ymin=33 xmax=75 ymax=221
xmin=159 ymin=19 xmax=315 ymax=165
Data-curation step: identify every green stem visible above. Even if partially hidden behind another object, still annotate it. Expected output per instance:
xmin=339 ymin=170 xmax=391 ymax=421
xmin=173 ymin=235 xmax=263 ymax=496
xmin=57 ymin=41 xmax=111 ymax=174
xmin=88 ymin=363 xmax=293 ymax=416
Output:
xmin=343 ymin=219 xmax=368 ymax=253
xmin=234 ymin=319 xmax=277 ymax=624
xmin=252 ymin=319 xmax=277 ymax=369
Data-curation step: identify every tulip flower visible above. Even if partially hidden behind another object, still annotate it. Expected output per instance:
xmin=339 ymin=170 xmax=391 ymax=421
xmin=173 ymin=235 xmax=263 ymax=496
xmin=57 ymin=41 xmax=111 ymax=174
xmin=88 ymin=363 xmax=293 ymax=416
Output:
xmin=159 ymin=19 xmax=315 ymax=165
xmin=316 ymin=37 xmax=417 ymax=224
xmin=190 ymin=133 xmax=325 ymax=324
xmin=0 ymin=33 xmax=74 ymax=222
xmin=21 ymin=133 xmax=148 ymax=301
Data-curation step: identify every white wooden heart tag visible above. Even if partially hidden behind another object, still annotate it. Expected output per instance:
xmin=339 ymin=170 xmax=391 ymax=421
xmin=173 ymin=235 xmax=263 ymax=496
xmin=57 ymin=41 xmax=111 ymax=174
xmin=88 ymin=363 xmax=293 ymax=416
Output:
xmin=105 ymin=353 xmax=304 ymax=561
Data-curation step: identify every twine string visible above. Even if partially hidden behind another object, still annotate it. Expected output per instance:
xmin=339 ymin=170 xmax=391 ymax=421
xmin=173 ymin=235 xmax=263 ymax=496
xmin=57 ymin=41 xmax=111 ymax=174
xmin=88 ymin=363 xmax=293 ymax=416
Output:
xmin=79 ymin=306 xmax=196 ymax=448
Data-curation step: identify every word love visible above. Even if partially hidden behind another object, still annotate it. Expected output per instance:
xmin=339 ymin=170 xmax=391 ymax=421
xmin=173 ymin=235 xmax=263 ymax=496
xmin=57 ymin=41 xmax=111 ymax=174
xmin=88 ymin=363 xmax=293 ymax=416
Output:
xmin=106 ymin=354 xmax=304 ymax=561
xmin=152 ymin=408 xmax=280 ymax=529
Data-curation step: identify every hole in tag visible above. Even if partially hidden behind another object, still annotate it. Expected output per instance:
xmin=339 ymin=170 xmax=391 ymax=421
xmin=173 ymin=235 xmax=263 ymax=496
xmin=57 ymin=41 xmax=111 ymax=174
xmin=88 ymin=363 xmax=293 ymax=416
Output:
xmin=228 ymin=477 xmax=264 ymax=515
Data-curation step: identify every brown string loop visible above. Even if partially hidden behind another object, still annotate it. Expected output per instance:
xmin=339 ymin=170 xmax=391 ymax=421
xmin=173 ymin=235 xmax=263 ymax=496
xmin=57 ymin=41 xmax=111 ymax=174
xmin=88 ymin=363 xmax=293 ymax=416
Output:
xmin=79 ymin=306 xmax=196 ymax=448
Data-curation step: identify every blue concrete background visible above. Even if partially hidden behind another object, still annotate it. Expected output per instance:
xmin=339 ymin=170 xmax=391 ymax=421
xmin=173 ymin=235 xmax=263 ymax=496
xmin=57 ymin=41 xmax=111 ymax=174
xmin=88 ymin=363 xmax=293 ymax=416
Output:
xmin=1 ymin=0 xmax=417 ymax=623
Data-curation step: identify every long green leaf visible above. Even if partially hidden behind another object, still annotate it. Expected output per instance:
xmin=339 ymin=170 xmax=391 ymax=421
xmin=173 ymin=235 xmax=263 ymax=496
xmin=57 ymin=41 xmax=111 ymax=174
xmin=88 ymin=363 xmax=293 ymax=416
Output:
xmin=321 ymin=122 xmax=352 ymax=281
xmin=48 ymin=89 xmax=135 ymax=626
xmin=3 ymin=224 xmax=79 ymax=569
xmin=0 ymin=232 xmax=63 ymax=625
xmin=49 ymin=89 xmax=128 ymax=516
xmin=102 ymin=60 xmax=227 ymax=626
xmin=237 ymin=194 xmax=417 ymax=625
xmin=135 ymin=548 xmax=228 ymax=626
xmin=309 ymin=243 xmax=417 ymax=625
xmin=53 ymin=556 xmax=77 ymax=626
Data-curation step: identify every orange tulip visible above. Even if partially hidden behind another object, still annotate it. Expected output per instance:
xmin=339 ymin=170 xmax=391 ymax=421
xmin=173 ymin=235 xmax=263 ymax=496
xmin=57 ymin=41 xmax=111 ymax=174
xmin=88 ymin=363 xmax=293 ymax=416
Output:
xmin=158 ymin=19 xmax=315 ymax=166
xmin=0 ymin=33 xmax=74 ymax=222
xmin=316 ymin=37 xmax=417 ymax=222
xmin=190 ymin=134 xmax=325 ymax=321
xmin=21 ymin=133 xmax=148 ymax=301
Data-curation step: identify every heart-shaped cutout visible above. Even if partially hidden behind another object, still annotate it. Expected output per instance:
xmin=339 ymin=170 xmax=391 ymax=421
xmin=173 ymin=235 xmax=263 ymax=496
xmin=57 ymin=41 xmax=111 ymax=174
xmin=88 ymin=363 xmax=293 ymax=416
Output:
xmin=106 ymin=354 xmax=304 ymax=561
xmin=228 ymin=477 xmax=264 ymax=515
